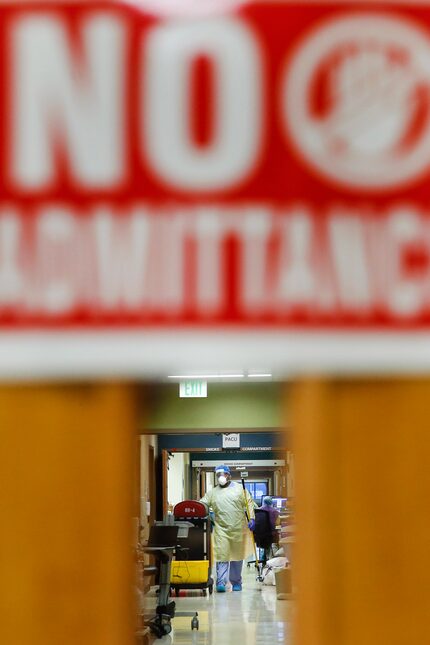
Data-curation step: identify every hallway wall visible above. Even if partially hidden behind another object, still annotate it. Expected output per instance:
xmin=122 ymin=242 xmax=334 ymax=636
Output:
xmin=167 ymin=451 xmax=187 ymax=508
xmin=139 ymin=435 xmax=157 ymax=541
xmin=144 ymin=382 xmax=284 ymax=431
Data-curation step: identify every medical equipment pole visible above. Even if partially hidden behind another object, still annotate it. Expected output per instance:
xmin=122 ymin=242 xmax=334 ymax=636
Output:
xmin=241 ymin=478 xmax=263 ymax=580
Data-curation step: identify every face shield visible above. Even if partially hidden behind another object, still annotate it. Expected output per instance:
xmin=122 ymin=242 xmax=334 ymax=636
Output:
xmin=215 ymin=467 xmax=231 ymax=487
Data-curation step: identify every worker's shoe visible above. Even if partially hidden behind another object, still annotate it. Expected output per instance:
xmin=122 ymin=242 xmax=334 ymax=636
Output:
xmin=216 ymin=584 xmax=226 ymax=593
xmin=232 ymin=584 xmax=242 ymax=591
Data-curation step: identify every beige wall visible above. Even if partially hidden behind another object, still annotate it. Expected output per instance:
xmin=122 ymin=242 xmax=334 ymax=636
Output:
xmin=167 ymin=452 xmax=186 ymax=509
xmin=145 ymin=382 xmax=283 ymax=431
xmin=139 ymin=434 xmax=157 ymax=542
xmin=287 ymin=451 xmax=295 ymax=498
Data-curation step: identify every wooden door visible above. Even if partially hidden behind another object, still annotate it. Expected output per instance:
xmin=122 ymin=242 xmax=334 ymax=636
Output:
xmin=0 ymin=383 xmax=136 ymax=645
xmin=293 ymin=378 xmax=430 ymax=645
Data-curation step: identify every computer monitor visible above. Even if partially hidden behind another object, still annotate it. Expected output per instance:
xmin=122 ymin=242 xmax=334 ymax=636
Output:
xmin=271 ymin=497 xmax=287 ymax=510
xmin=176 ymin=527 xmax=205 ymax=560
xmin=147 ymin=525 xmax=179 ymax=548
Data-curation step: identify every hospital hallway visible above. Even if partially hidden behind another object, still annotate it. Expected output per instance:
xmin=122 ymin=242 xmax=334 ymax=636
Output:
xmin=136 ymin=379 xmax=294 ymax=643
xmin=141 ymin=566 xmax=293 ymax=644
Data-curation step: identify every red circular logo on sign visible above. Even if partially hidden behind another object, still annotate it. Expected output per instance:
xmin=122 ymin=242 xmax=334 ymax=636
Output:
xmin=283 ymin=13 xmax=430 ymax=191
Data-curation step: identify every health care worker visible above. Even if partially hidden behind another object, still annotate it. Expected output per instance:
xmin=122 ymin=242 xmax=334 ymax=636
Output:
xmin=201 ymin=465 xmax=255 ymax=592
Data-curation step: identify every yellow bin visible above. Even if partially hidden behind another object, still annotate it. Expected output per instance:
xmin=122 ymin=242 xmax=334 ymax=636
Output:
xmin=171 ymin=560 xmax=209 ymax=584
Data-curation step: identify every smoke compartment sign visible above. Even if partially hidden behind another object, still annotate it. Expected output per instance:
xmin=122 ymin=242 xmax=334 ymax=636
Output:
xmin=192 ymin=459 xmax=285 ymax=468
xmin=223 ymin=433 xmax=240 ymax=449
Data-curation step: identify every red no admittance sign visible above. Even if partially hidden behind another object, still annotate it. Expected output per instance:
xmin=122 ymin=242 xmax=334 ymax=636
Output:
xmin=2 ymin=1 xmax=430 ymax=331
xmin=3 ymin=1 xmax=430 ymax=379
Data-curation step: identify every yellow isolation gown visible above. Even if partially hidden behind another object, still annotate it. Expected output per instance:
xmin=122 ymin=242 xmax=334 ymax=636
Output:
xmin=201 ymin=481 xmax=255 ymax=562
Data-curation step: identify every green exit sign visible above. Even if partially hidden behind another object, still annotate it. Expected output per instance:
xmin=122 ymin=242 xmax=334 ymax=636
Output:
xmin=179 ymin=380 xmax=207 ymax=398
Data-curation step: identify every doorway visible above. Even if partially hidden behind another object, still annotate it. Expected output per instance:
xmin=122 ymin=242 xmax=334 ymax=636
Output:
xmin=159 ymin=443 xmax=289 ymax=514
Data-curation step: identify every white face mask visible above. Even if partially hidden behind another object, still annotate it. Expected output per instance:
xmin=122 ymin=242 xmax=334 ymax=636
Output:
xmin=218 ymin=475 xmax=227 ymax=486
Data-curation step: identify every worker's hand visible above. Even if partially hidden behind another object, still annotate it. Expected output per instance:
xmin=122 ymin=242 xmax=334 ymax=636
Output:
xmin=248 ymin=519 xmax=255 ymax=531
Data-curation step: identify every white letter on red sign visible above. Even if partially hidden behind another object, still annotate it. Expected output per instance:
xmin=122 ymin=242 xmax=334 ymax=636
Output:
xmin=93 ymin=208 xmax=151 ymax=311
xmin=11 ymin=14 xmax=125 ymax=189
xmin=36 ymin=208 xmax=79 ymax=313
xmin=386 ymin=208 xmax=427 ymax=317
xmin=329 ymin=215 xmax=372 ymax=311
xmin=275 ymin=211 xmax=316 ymax=308
xmin=0 ymin=212 xmax=23 ymax=305
xmin=144 ymin=18 xmax=262 ymax=191
xmin=240 ymin=209 xmax=272 ymax=313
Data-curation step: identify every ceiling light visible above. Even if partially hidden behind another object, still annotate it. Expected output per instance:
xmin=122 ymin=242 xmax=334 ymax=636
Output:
xmin=168 ymin=373 xmax=245 ymax=379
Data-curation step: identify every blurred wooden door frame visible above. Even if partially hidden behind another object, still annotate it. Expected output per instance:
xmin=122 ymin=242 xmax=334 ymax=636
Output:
xmin=0 ymin=382 xmax=137 ymax=645
xmin=293 ymin=378 xmax=430 ymax=645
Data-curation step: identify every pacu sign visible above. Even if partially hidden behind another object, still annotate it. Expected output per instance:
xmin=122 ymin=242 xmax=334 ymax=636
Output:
xmin=2 ymin=1 xmax=430 ymax=327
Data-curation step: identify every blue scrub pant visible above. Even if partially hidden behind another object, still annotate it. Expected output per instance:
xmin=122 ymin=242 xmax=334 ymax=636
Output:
xmin=216 ymin=560 xmax=243 ymax=586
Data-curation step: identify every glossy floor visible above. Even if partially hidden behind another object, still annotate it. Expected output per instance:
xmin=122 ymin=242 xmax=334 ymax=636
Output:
xmin=143 ymin=567 xmax=294 ymax=644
